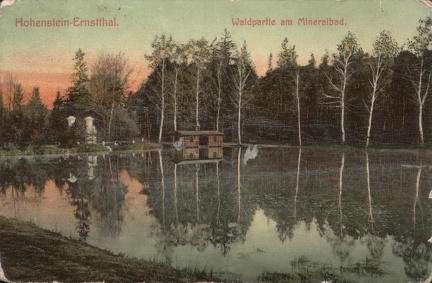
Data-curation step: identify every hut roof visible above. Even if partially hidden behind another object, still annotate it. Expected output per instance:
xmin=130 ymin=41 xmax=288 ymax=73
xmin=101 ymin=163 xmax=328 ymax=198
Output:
xmin=175 ymin=130 xmax=224 ymax=136
xmin=172 ymin=158 xmax=223 ymax=165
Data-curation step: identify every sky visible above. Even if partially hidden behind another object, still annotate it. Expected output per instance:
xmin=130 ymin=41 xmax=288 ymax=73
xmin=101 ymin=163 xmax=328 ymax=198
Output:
xmin=0 ymin=0 xmax=431 ymax=107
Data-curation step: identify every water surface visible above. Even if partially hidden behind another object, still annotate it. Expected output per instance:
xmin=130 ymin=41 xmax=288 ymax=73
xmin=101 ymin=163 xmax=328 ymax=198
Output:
xmin=1 ymin=147 xmax=432 ymax=282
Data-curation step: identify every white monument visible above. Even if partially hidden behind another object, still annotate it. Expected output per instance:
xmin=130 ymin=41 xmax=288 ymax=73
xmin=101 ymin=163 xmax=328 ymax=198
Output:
xmin=87 ymin=155 xmax=98 ymax=180
xmin=84 ymin=116 xmax=97 ymax=144
xmin=67 ymin=116 xmax=76 ymax=127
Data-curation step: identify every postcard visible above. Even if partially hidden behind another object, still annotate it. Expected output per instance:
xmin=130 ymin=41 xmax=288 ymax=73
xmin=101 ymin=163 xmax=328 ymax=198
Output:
xmin=1 ymin=0 xmax=432 ymax=282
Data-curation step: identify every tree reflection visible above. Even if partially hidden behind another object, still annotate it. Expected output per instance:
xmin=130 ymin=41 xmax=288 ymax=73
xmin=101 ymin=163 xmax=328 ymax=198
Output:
xmin=0 ymin=158 xmax=49 ymax=217
xmin=210 ymin=153 xmax=238 ymax=255
xmin=150 ymin=149 xmax=178 ymax=264
xmin=393 ymin=240 xmax=430 ymax=281
xmin=392 ymin=163 xmax=431 ymax=282
xmin=338 ymin=151 xmax=345 ymax=236
xmin=67 ymin=174 xmax=92 ymax=241
xmin=2 ymin=148 xmax=432 ymax=281
xmin=63 ymin=155 xmax=129 ymax=241
xmin=362 ymin=152 xmax=386 ymax=261
xmin=145 ymin=147 xmax=254 ymax=257
xmin=325 ymin=151 xmax=355 ymax=270
xmin=294 ymin=148 xmax=301 ymax=221
xmin=366 ymin=152 xmax=373 ymax=224
xmin=67 ymin=156 xmax=100 ymax=241
xmin=237 ymin=148 xmax=241 ymax=222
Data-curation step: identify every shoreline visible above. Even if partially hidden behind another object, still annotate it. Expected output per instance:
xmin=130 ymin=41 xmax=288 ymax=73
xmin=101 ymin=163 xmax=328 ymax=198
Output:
xmin=0 ymin=216 xmax=219 ymax=282
xmin=0 ymin=142 xmax=431 ymax=159
xmin=0 ymin=142 xmax=162 ymax=158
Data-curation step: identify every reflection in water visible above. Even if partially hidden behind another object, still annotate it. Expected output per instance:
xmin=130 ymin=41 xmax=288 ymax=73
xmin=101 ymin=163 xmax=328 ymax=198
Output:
xmin=339 ymin=151 xmax=344 ymax=235
xmin=366 ymin=152 xmax=373 ymax=225
xmin=237 ymin=148 xmax=241 ymax=222
xmin=394 ymin=163 xmax=431 ymax=281
xmin=414 ymin=166 xmax=422 ymax=227
xmin=293 ymin=148 xmax=301 ymax=221
xmin=242 ymin=144 xmax=258 ymax=165
xmin=326 ymin=151 xmax=355 ymax=271
xmin=1 ymin=148 xmax=432 ymax=281
xmin=0 ymin=255 xmax=10 ymax=283
xmin=363 ymin=152 xmax=386 ymax=264
xmin=92 ymin=155 xmax=127 ymax=239
xmin=65 ymin=155 xmax=128 ymax=241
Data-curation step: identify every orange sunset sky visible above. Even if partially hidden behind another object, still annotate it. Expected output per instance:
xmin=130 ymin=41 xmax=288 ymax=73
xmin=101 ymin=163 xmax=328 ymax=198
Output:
xmin=0 ymin=0 xmax=430 ymax=108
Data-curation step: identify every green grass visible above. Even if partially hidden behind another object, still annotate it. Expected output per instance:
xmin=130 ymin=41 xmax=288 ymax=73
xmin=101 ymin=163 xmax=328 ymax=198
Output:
xmin=0 ymin=143 xmax=161 ymax=157
xmin=0 ymin=145 xmax=65 ymax=156
xmin=113 ymin=142 xmax=160 ymax=152
xmin=0 ymin=216 xmax=220 ymax=282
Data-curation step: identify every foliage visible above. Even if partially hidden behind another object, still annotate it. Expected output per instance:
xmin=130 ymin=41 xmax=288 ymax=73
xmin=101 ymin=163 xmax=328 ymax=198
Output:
xmin=277 ymin=37 xmax=298 ymax=68
xmin=5 ymin=18 xmax=432 ymax=148
xmin=89 ymin=52 xmax=133 ymax=140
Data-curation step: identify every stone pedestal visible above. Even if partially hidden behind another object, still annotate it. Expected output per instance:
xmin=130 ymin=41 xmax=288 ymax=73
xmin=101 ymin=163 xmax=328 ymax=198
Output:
xmin=84 ymin=116 xmax=97 ymax=144
xmin=67 ymin=116 xmax=76 ymax=127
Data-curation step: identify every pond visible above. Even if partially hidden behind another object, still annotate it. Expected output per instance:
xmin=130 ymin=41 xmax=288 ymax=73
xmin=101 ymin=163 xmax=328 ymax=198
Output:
xmin=1 ymin=147 xmax=432 ymax=282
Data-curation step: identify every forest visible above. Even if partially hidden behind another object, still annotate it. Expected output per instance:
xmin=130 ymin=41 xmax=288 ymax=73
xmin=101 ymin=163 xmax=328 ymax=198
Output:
xmin=2 ymin=17 xmax=432 ymax=149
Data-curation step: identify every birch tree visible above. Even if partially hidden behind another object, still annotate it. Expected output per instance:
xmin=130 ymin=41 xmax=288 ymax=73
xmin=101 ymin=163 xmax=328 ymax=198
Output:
xmin=170 ymin=43 xmax=186 ymax=132
xmin=187 ymin=38 xmax=212 ymax=131
xmin=326 ymin=32 xmax=360 ymax=145
xmin=230 ymin=41 xmax=255 ymax=145
xmin=366 ymin=31 xmax=399 ymax=147
xmin=407 ymin=17 xmax=432 ymax=146
xmin=145 ymin=35 xmax=174 ymax=143
xmin=294 ymin=70 xmax=302 ymax=146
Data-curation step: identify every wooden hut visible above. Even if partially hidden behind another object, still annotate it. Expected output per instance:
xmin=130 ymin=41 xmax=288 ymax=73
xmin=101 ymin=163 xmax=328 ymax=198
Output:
xmin=175 ymin=131 xmax=224 ymax=148
xmin=171 ymin=148 xmax=223 ymax=164
xmin=172 ymin=147 xmax=200 ymax=161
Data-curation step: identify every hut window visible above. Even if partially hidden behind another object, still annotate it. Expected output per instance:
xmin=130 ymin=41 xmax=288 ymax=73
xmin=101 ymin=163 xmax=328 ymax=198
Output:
xmin=190 ymin=136 xmax=194 ymax=143
xmin=213 ymin=136 xmax=217 ymax=142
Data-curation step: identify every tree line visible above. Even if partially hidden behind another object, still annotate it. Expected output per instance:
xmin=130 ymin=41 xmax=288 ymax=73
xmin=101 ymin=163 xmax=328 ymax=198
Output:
xmin=0 ymin=49 xmax=138 ymax=149
xmin=2 ymin=17 xmax=432 ymax=149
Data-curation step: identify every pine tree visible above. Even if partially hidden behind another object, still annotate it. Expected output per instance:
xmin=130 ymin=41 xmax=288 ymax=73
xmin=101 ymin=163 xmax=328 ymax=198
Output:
xmin=212 ymin=29 xmax=237 ymax=131
xmin=72 ymin=48 xmax=89 ymax=87
xmin=65 ymin=49 xmax=92 ymax=118
xmin=277 ymin=37 xmax=298 ymax=68
xmin=49 ymin=90 xmax=67 ymax=143
xmin=11 ymin=84 xmax=25 ymax=147
xmin=24 ymin=87 xmax=48 ymax=145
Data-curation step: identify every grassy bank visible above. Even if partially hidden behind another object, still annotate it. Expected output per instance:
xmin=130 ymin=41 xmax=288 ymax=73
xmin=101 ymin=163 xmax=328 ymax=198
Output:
xmin=0 ymin=216 xmax=219 ymax=282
